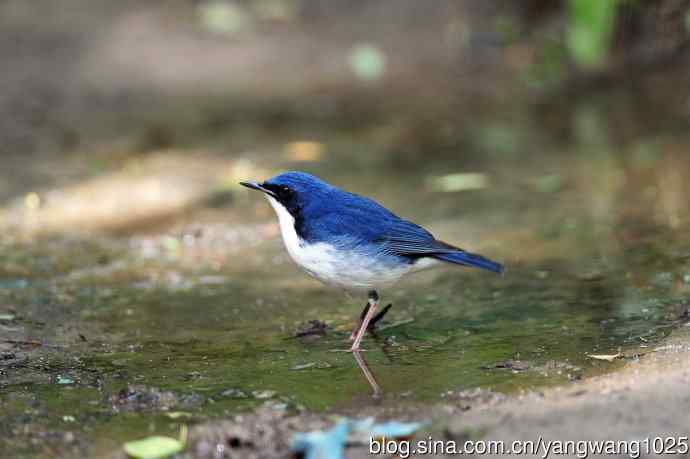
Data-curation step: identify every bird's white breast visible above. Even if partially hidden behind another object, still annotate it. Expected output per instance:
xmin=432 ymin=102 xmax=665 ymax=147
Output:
xmin=265 ymin=195 xmax=437 ymax=290
xmin=265 ymin=195 xmax=303 ymax=262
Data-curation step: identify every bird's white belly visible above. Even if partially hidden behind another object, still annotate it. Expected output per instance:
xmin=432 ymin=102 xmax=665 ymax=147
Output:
xmin=289 ymin=241 xmax=414 ymax=290
xmin=265 ymin=195 xmax=436 ymax=290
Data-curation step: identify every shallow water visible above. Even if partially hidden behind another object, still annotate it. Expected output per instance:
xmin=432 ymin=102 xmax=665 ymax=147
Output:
xmin=2 ymin=102 xmax=690 ymax=457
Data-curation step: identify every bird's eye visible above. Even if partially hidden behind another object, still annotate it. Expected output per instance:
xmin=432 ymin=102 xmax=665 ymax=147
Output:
xmin=278 ymin=186 xmax=292 ymax=198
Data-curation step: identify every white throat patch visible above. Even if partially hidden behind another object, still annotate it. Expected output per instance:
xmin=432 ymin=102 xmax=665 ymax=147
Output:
xmin=265 ymin=194 xmax=302 ymax=262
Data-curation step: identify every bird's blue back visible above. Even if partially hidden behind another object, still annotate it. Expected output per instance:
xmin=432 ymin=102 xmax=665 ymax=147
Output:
xmin=302 ymin=190 xmax=424 ymax=245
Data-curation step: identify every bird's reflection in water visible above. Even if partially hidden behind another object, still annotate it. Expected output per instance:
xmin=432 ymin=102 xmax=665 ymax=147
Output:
xmin=352 ymin=350 xmax=382 ymax=398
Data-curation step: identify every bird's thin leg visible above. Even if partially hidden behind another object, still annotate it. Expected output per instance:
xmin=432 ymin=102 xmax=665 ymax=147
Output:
xmin=349 ymin=302 xmax=371 ymax=341
xmin=350 ymin=301 xmax=392 ymax=340
xmin=352 ymin=350 xmax=381 ymax=398
xmin=350 ymin=290 xmax=378 ymax=352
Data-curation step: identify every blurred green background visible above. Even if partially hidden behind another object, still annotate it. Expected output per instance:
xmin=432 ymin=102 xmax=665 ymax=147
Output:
xmin=2 ymin=0 xmax=689 ymax=231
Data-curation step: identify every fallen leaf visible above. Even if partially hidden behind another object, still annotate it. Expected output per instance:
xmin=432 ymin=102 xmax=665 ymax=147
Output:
xmin=57 ymin=375 xmax=74 ymax=385
xmin=292 ymin=419 xmax=349 ymax=459
xmin=587 ymin=353 xmax=622 ymax=362
xmin=290 ymin=362 xmax=316 ymax=371
xmin=165 ymin=412 xmax=192 ymax=419
xmin=251 ymin=390 xmax=277 ymax=399
xmin=220 ymin=388 xmax=248 ymax=398
xmin=292 ymin=417 xmax=427 ymax=459
xmin=124 ymin=436 xmax=183 ymax=459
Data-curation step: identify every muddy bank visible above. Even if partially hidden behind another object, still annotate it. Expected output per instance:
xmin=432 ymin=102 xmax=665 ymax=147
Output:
xmin=441 ymin=326 xmax=690 ymax=458
xmin=118 ymin=325 xmax=690 ymax=459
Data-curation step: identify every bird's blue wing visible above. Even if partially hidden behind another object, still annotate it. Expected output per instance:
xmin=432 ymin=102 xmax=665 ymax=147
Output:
xmin=377 ymin=219 xmax=504 ymax=274
xmin=303 ymin=193 xmax=455 ymax=254
xmin=376 ymin=219 xmax=451 ymax=255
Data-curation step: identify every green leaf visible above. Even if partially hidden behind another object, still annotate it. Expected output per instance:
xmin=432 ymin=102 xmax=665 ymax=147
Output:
xmin=124 ymin=436 xmax=184 ymax=459
xmin=429 ymin=173 xmax=488 ymax=192
xmin=567 ymin=0 xmax=617 ymax=68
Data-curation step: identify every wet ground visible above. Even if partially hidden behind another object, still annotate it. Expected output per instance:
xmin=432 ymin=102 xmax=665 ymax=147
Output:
xmin=2 ymin=94 xmax=690 ymax=457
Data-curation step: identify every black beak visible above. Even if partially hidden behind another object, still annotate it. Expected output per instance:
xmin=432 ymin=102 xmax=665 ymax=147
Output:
xmin=240 ymin=181 xmax=276 ymax=198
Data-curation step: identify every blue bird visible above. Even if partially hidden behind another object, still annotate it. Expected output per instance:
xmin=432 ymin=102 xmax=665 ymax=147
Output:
xmin=241 ymin=172 xmax=503 ymax=351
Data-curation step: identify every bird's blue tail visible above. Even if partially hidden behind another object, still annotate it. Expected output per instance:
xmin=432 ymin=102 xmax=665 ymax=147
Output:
xmin=433 ymin=250 xmax=504 ymax=274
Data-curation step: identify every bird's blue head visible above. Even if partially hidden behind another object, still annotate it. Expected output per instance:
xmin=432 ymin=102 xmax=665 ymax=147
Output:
xmin=240 ymin=171 xmax=332 ymax=217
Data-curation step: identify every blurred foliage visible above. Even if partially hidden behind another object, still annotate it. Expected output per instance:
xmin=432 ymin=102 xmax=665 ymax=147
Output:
xmin=252 ymin=0 xmax=301 ymax=21
xmin=567 ymin=0 xmax=618 ymax=69
xmin=198 ymin=0 xmax=253 ymax=34
xmin=522 ymin=39 xmax=567 ymax=88
xmin=429 ymin=172 xmax=488 ymax=192
xmin=532 ymin=174 xmax=563 ymax=194
xmin=349 ymin=44 xmax=386 ymax=82
xmin=197 ymin=0 xmax=301 ymax=33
